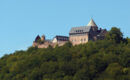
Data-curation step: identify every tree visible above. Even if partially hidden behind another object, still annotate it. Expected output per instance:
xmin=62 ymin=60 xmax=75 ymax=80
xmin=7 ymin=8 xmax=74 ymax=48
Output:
xmin=106 ymin=27 xmax=123 ymax=43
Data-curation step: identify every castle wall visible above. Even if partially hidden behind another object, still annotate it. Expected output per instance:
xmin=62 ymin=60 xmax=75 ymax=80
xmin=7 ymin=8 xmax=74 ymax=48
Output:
xmin=33 ymin=41 xmax=68 ymax=48
xmin=69 ymin=33 xmax=89 ymax=45
xmin=37 ymin=42 xmax=50 ymax=48
xmin=56 ymin=41 xmax=68 ymax=46
xmin=52 ymin=38 xmax=57 ymax=43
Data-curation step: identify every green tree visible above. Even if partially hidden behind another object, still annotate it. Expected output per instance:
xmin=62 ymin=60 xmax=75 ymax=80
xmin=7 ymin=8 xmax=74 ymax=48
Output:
xmin=106 ymin=27 xmax=123 ymax=43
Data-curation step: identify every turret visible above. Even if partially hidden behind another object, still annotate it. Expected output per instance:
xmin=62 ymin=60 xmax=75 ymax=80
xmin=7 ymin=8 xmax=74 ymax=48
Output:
xmin=41 ymin=35 xmax=45 ymax=41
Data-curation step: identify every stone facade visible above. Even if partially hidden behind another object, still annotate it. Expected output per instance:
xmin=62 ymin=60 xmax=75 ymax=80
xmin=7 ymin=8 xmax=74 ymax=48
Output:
xmin=69 ymin=34 xmax=89 ymax=45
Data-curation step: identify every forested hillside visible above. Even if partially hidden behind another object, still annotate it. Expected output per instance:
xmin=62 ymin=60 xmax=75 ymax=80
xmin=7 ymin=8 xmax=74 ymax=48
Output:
xmin=0 ymin=27 xmax=130 ymax=80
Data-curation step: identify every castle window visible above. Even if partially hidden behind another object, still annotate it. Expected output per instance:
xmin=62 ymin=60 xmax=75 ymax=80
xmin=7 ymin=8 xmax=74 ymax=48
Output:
xmin=80 ymin=30 xmax=83 ymax=32
xmin=76 ymin=30 xmax=83 ymax=33
xmin=81 ymin=39 xmax=83 ymax=42
xmin=72 ymin=39 xmax=76 ymax=42
xmin=84 ymin=38 xmax=86 ymax=41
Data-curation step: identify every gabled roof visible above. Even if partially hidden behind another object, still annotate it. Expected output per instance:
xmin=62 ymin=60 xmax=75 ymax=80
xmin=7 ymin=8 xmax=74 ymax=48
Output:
xmin=87 ymin=19 xmax=97 ymax=27
xmin=69 ymin=26 xmax=91 ymax=34
xmin=54 ymin=35 xmax=69 ymax=41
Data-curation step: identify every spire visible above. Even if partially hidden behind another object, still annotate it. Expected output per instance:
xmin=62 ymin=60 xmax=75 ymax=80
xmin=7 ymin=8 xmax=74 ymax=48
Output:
xmin=35 ymin=35 xmax=41 ymax=42
xmin=87 ymin=18 xmax=97 ymax=27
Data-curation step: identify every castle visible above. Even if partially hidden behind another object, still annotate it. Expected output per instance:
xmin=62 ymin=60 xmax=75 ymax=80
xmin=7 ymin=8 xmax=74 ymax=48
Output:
xmin=33 ymin=19 xmax=107 ymax=48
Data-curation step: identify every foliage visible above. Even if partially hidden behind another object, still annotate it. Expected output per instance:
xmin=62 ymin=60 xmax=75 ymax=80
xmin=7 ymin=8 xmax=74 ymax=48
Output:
xmin=105 ymin=27 xmax=124 ymax=43
xmin=0 ymin=27 xmax=130 ymax=80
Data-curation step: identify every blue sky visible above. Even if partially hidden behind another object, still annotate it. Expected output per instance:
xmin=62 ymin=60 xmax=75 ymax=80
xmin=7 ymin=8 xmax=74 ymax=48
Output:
xmin=0 ymin=0 xmax=130 ymax=57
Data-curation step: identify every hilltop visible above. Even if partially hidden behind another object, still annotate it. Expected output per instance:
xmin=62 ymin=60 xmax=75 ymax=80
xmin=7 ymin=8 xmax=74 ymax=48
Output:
xmin=0 ymin=27 xmax=130 ymax=80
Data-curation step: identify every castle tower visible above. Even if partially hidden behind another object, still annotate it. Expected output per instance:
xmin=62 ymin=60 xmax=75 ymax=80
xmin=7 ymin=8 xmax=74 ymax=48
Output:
xmin=41 ymin=35 xmax=45 ymax=41
xmin=87 ymin=18 xmax=98 ymax=31
xmin=33 ymin=35 xmax=40 ymax=47
xmin=35 ymin=35 xmax=41 ymax=42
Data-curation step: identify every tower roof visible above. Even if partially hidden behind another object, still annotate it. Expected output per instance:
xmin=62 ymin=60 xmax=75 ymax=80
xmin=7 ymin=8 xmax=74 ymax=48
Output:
xmin=87 ymin=19 xmax=97 ymax=27
xmin=35 ymin=35 xmax=41 ymax=42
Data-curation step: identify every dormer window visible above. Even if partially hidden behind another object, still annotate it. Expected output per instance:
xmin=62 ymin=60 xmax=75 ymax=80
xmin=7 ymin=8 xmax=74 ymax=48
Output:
xmin=76 ymin=30 xmax=83 ymax=33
